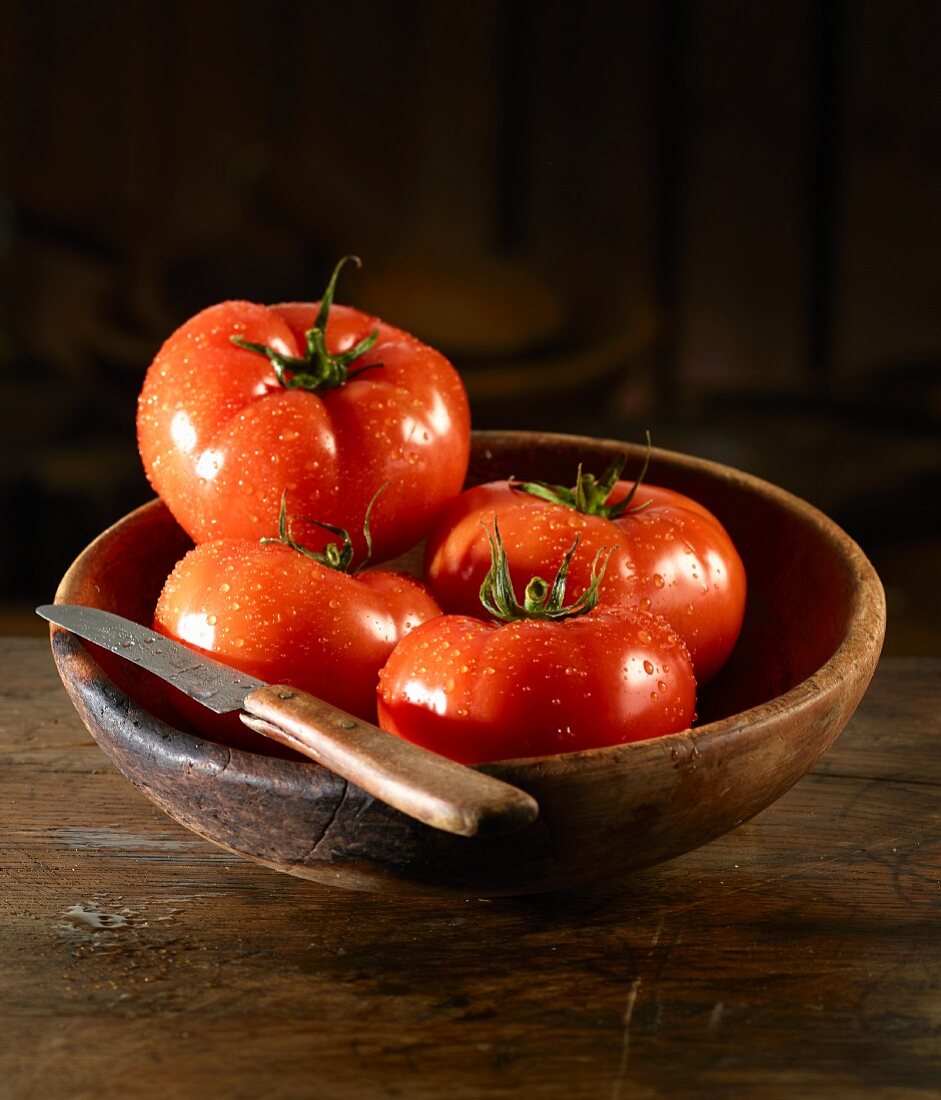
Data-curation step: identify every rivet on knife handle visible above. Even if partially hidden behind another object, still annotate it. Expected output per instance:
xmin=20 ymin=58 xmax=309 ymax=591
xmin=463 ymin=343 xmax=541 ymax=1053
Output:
xmin=241 ymin=684 xmax=540 ymax=838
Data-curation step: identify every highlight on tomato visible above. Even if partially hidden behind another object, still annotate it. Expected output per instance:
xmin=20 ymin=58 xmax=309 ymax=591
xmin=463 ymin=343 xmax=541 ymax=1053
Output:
xmin=378 ymin=521 xmax=697 ymax=764
xmin=154 ymin=489 xmax=442 ymax=736
xmin=138 ymin=256 xmax=471 ymax=563
xmin=423 ymin=444 xmax=745 ymax=683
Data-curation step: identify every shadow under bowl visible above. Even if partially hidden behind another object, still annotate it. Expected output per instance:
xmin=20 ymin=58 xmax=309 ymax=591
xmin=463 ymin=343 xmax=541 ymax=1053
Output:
xmin=49 ymin=431 xmax=886 ymax=896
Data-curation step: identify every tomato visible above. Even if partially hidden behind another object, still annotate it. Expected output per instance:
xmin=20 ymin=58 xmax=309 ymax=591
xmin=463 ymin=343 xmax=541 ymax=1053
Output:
xmin=379 ymin=525 xmax=696 ymax=763
xmin=424 ymin=453 xmax=746 ymax=683
xmin=138 ymin=256 xmax=471 ymax=563
xmin=153 ymin=501 xmax=442 ymax=730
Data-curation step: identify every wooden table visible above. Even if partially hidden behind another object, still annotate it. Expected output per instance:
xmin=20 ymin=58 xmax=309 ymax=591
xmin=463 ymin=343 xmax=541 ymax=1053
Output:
xmin=3 ymin=639 xmax=939 ymax=1098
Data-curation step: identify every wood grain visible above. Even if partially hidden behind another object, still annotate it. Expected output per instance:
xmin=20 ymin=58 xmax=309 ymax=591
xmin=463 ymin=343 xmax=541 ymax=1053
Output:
xmin=2 ymin=641 xmax=939 ymax=1099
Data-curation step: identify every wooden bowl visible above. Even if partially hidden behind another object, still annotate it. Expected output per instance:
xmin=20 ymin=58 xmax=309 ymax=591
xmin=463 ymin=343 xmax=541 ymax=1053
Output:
xmin=49 ymin=431 xmax=886 ymax=896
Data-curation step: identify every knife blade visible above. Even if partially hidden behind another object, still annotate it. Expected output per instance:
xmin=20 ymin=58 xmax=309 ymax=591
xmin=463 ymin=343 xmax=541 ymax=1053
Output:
xmin=38 ymin=604 xmax=539 ymax=838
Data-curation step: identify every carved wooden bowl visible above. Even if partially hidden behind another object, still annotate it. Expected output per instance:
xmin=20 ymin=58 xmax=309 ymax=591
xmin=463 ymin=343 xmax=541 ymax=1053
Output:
xmin=49 ymin=431 xmax=886 ymax=896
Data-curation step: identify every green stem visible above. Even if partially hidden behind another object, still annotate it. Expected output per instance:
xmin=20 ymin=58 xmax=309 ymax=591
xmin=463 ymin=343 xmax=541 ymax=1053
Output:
xmin=261 ymin=483 xmax=389 ymax=574
xmin=231 ymin=255 xmax=382 ymax=393
xmin=511 ymin=431 xmax=653 ymax=519
xmin=478 ymin=518 xmax=613 ymax=623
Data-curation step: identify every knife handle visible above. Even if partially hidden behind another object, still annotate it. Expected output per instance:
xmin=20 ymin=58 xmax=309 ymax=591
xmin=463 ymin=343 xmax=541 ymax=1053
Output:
xmin=240 ymin=684 xmax=539 ymax=838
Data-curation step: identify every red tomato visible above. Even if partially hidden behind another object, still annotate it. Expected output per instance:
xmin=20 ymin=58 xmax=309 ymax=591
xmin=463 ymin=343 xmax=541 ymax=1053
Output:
xmin=379 ymin=529 xmax=696 ymax=763
xmin=424 ymin=458 xmax=746 ymax=684
xmin=138 ymin=257 xmax=470 ymax=562
xmin=154 ymin=525 xmax=441 ymax=730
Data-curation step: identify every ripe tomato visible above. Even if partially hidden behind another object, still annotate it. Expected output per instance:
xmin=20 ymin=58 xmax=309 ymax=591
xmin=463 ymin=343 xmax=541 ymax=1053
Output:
xmin=138 ymin=257 xmax=471 ymax=562
xmin=154 ymin=501 xmax=441 ymax=729
xmin=379 ymin=525 xmax=696 ymax=763
xmin=424 ymin=453 xmax=746 ymax=683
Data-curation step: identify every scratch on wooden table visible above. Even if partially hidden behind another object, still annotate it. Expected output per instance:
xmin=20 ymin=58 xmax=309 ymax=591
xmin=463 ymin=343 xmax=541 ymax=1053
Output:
xmin=611 ymin=977 xmax=642 ymax=1100
xmin=709 ymin=1002 xmax=725 ymax=1032
xmin=610 ymin=920 xmax=662 ymax=1100
xmin=647 ymin=917 xmax=671 ymax=1034
xmin=40 ymin=826 xmax=233 ymax=862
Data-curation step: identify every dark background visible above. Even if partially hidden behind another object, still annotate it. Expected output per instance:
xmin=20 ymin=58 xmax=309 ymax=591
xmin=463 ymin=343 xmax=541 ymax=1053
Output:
xmin=0 ymin=0 xmax=938 ymax=653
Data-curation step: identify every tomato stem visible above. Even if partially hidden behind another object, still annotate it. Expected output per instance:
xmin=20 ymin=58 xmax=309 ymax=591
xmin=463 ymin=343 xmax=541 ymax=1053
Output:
xmin=478 ymin=518 xmax=613 ymax=623
xmin=261 ymin=483 xmax=389 ymax=574
xmin=511 ymin=431 xmax=653 ymax=519
xmin=230 ymin=255 xmax=382 ymax=393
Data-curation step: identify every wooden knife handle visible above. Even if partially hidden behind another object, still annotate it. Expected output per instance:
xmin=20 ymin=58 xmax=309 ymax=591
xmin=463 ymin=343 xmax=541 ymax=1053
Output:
xmin=240 ymin=684 xmax=539 ymax=838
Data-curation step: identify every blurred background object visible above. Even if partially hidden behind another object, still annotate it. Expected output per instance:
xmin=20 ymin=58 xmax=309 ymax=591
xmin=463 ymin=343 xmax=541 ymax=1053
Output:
xmin=0 ymin=0 xmax=938 ymax=654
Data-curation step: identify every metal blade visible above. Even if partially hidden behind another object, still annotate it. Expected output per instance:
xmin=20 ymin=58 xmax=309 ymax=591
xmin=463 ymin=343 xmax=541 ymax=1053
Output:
xmin=37 ymin=604 xmax=266 ymax=714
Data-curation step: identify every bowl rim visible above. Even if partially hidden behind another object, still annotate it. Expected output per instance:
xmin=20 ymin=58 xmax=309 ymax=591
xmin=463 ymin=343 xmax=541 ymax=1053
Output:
xmin=53 ymin=429 xmax=887 ymax=777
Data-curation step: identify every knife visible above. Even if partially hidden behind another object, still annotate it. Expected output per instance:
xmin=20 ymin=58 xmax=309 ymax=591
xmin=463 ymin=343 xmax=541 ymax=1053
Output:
xmin=37 ymin=604 xmax=539 ymax=838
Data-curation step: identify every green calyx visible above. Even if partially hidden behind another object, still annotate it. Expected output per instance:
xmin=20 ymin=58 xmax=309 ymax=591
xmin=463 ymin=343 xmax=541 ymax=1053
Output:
xmin=512 ymin=431 xmax=653 ymax=519
xmin=230 ymin=255 xmax=381 ymax=393
xmin=262 ymin=483 xmax=388 ymax=574
xmin=478 ymin=517 xmax=614 ymax=624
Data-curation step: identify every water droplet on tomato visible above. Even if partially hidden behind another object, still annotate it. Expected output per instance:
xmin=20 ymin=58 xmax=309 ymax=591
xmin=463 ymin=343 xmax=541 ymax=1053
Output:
xmin=207 ymin=614 xmax=217 ymax=626
xmin=643 ymin=660 xmax=654 ymax=675
xmin=652 ymin=573 xmax=665 ymax=588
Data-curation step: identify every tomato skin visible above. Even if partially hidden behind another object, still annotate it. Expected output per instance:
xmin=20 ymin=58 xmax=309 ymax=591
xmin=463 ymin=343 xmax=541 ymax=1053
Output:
xmin=378 ymin=608 xmax=695 ymax=764
xmin=424 ymin=479 xmax=746 ymax=684
xmin=137 ymin=299 xmax=471 ymax=562
xmin=153 ymin=539 xmax=442 ymax=728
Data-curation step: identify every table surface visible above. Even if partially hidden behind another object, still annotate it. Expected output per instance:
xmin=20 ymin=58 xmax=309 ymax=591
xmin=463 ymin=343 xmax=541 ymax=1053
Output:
xmin=2 ymin=639 xmax=939 ymax=1099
